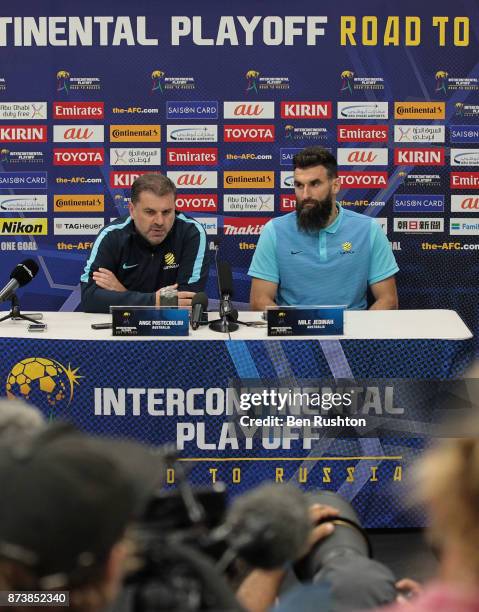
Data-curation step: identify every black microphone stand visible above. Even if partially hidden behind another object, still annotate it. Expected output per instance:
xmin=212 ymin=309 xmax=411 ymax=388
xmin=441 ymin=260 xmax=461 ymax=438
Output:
xmin=209 ymin=297 xmax=239 ymax=333
xmin=0 ymin=293 xmax=42 ymax=324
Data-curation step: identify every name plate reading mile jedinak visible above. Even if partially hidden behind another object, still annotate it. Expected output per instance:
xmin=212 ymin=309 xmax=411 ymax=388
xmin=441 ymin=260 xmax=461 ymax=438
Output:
xmin=267 ymin=306 xmax=345 ymax=337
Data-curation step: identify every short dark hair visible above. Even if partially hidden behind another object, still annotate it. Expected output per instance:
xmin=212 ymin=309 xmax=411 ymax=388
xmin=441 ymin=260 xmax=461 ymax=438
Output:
xmin=130 ymin=173 xmax=177 ymax=205
xmin=292 ymin=147 xmax=338 ymax=178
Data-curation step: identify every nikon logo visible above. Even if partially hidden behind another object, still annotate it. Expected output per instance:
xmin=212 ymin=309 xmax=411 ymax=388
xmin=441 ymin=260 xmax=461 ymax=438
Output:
xmin=0 ymin=218 xmax=47 ymax=235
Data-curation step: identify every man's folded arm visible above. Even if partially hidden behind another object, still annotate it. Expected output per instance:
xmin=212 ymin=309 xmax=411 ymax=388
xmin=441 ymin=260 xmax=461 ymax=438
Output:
xmin=80 ymin=228 xmax=156 ymax=313
xmin=80 ymin=282 xmax=156 ymax=314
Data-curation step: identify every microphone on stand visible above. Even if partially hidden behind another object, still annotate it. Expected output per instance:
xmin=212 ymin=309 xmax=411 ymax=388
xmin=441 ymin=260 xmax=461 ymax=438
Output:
xmin=190 ymin=292 xmax=208 ymax=330
xmin=0 ymin=258 xmax=42 ymax=325
xmin=209 ymin=261 xmax=239 ymax=333
xmin=0 ymin=259 xmax=39 ymax=302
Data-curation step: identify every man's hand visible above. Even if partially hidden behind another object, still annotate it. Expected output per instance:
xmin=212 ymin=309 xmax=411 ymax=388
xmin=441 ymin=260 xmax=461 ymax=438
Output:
xmin=298 ymin=503 xmax=339 ymax=558
xmin=237 ymin=503 xmax=338 ymax=612
xmin=93 ymin=268 xmax=127 ymax=292
xmin=395 ymin=578 xmax=423 ymax=604
xmin=155 ymin=284 xmax=196 ymax=307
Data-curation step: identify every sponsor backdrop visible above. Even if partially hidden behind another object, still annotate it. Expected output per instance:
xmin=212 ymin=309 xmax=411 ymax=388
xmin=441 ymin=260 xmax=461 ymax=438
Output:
xmin=0 ymin=2 xmax=478 ymax=329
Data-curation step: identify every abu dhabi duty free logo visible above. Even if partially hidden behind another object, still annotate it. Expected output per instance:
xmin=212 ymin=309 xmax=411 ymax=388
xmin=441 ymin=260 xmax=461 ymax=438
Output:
xmin=5 ymin=357 xmax=82 ymax=417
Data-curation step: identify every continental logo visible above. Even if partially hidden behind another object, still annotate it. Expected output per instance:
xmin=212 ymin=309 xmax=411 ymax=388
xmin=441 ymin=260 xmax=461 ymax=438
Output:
xmin=54 ymin=195 xmax=104 ymax=212
xmin=394 ymin=102 xmax=445 ymax=119
xmin=224 ymin=171 xmax=274 ymax=189
xmin=341 ymin=242 xmax=353 ymax=253
xmin=164 ymin=252 xmax=175 ymax=265
xmin=0 ymin=218 xmax=48 ymax=235
xmin=110 ymin=125 xmax=161 ymax=142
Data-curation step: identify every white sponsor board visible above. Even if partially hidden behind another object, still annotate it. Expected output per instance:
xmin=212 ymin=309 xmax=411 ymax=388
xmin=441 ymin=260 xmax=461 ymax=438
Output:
xmin=54 ymin=218 xmax=104 ymax=235
xmin=451 ymin=194 xmax=479 ymax=212
xmin=0 ymin=102 xmax=47 ymax=120
xmin=337 ymin=148 xmax=388 ymax=166
xmin=450 ymin=149 xmax=479 ymax=167
xmin=109 ymin=148 xmax=161 ymax=166
xmin=53 ymin=125 xmax=104 ymax=143
xmin=0 ymin=195 xmax=47 ymax=212
xmin=167 ymin=171 xmax=217 ymax=188
xmin=223 ymin=101 xmax=275 ymax=119
xmin=394 ymin=125 xmax=445 ymax=143
xmin=337 ymin=102 xmax=388 ymax=120
xmin=393 ymin=218 xmax=444 ymax=233
xmin=280 ymin=171 xmax=294 ymax=188
xmin=192 ymin=217 xmax=218 ymax=234
xmin=166 ymin=124 xmax=218 ymax=142
xmin=450 ymin=218 xmax=479 ymax=235
xmin=223 ymin=194 xmax=275 ymax=212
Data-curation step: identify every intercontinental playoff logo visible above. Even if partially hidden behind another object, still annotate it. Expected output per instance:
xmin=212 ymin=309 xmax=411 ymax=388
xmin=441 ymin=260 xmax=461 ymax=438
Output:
xmin=245 ymin=69 xmax=259 ymax=93
xmin=435 ymin=71 xmax=448 ymax=94
xmin=151 ymin=69 xmax=165 ymax=93
xmin=56 ymin=70 xmax=70 ymax=94
xmin=0 ymin=148 xmax=8 ymax=163
xmin=6 ymin=357 xmax=81 ymax=416
xmin=340 ymin=70 xmax=354 ymax=94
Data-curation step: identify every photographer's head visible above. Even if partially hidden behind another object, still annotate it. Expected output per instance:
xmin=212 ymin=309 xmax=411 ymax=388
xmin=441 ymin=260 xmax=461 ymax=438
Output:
xmin=0 ymin=399 xmax=45 ymax=445
xmin=0 ymin=424 xmax=160 ymax=612
xmin=416 ymin=425 xmax=479 ymax=585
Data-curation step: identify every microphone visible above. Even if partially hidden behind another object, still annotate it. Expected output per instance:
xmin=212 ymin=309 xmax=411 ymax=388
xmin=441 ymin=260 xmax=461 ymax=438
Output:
xmin=191 ymin=292 xmax=208 ymax=331
xmin=0 ymin=259 xmax=39 ymax=303
xmin=217 ymin=261 xmax=235 ymax=320
xmin=209 ymin=260 xmax=239 ymax=333
xmin=223 ymin=484 xmax=311 ymax=569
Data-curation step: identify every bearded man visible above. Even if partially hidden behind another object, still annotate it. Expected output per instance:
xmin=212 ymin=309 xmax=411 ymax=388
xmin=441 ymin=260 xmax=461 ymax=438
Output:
xmin=248 ymin=147 xmax=398 ymax=310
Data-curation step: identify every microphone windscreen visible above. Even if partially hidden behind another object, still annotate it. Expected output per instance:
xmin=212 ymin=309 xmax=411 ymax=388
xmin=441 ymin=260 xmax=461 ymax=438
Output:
xmin=10 ymin=259 xmax=39 ymax=287
xmin=225 ymin=483 xmax=310 ymax=568
xmin=191 ymin=292 xmax=208 ymax=309
xmin=217 ymin=261 xmax=234 ymax=297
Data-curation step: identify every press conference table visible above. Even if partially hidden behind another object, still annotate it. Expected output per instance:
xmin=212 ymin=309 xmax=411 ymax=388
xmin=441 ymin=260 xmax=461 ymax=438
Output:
xmin=0 ymin=309 xmax=474 ymax=528
xmin=0 ymin=308 xmax=472 ymax=341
